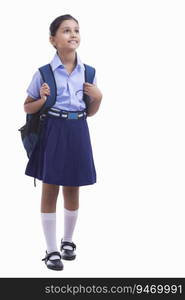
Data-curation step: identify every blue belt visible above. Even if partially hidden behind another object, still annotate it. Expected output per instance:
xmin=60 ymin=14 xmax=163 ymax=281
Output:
xmin=40 ymin=108 xmax=87 ymax=120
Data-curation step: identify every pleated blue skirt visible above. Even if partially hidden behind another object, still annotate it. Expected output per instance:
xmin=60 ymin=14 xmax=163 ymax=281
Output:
xmin=25 ymin=111 xmax=97 ymax=186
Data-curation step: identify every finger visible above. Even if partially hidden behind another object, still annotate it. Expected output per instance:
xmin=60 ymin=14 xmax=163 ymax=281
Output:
xmin=42 ymin=83 xmax=50 ymax=88
xmin=41 ymin=89 xmax=50 ymax=94
xmin=42 ymin=87 xmax=50 ymax=92
xmin=84 ymin=82 xmax=93 ymax=86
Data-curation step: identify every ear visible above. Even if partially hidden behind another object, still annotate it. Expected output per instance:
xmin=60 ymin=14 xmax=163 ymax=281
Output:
xmin=49 ymin=36 xmax=56 ymax=47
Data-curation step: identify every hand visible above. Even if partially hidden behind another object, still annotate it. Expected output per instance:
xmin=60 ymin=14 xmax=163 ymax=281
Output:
xmin=83 ymin=82 xmax=102 ymax=102
xmin=40 ymin=83 xmax=50 ymax=101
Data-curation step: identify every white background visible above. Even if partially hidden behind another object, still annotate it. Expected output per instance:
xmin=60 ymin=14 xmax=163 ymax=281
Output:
xmin=0 ymin=0 xmax=185 ymax=277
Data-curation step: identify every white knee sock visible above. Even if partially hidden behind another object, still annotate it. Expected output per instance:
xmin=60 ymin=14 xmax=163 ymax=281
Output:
xmin=41 ymin=212 xmax=59 ymax=260
xmin=63 ymin=208 xmax=79 ymax=250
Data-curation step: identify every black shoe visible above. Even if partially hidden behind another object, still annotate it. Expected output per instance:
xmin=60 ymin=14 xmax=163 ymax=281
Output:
xmin=60 ymin=239 xmax=76 ymax=260
xmin=42 ymin=251 xmax=64 ymax=271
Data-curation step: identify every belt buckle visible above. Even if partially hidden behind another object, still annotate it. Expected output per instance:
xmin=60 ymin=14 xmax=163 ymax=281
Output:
xmin=68 ymin=112 xmax=78 ymax=119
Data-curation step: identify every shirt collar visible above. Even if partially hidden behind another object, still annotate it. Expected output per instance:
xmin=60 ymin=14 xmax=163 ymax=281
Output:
xmin=50 ymin=51 xmax=85 ymax=72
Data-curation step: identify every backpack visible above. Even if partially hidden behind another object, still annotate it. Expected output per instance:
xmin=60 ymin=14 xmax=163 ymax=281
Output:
xmin=18 ymin=63 xmax=96 ymax=161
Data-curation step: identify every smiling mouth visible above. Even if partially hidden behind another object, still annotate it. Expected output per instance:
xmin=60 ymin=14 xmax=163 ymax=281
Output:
xmin=68 ymin=40 xmax=78 ymax=44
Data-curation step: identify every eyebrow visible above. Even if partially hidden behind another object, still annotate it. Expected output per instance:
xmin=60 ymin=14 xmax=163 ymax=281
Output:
xmin=61 ymin=26 xmax=79 ymax=30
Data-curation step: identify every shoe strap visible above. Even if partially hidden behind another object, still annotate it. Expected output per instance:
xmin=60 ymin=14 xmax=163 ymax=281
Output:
xmin=42 ymin=251 xmax=61 ymax=261
xmin=61 ymin=241 xmax=76 ymax=250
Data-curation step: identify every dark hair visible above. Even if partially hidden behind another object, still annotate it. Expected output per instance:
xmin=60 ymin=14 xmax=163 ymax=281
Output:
xmin=49 ymin=14 xmax=79 ymax=37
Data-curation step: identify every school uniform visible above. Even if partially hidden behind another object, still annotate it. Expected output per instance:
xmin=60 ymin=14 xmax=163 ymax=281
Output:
xmin=25 ymin=51 xmax=97 ymax=186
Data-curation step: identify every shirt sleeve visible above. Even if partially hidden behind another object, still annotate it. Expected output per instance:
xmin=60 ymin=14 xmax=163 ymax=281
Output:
xmin=26 ymin=70 xmax=44 ymax=99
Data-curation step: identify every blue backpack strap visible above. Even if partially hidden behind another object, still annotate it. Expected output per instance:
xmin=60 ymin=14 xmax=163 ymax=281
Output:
xmin=83 ymin=64 xmax=96 ymax=111
xmin=38 ymin=64 xmax=57 ymax=113
xmin=84 ymin=64 xmax=96 ymax=83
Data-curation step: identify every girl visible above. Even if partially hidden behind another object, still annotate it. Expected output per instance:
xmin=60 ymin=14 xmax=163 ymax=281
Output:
xmin=23 ymin=15 xmax=102 ymax=271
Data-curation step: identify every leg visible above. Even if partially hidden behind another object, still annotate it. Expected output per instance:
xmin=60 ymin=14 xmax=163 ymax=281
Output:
xmin=60 ymin=186 xmax=80 ymax=259
xmin=41 ymin=182 xmax=60 ymax=212
xmin=40 ymin=183 xmax=62 ymax=266
xmin=62 ymin=186 xmax=79 ymax=210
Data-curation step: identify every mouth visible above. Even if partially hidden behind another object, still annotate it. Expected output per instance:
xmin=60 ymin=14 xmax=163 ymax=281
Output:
xmin=68 ymin=40 xmax=78 ymax=44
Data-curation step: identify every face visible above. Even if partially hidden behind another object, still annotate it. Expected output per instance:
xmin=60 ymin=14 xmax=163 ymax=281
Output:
xmin=50 ymin=19 xmax=80 ymax=52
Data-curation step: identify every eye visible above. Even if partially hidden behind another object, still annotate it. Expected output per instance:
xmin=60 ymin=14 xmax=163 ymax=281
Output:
xmin=64 ymin=29 xmax=70 ymax=33
xmin=75 ymin=29 xmax=79 ymax=33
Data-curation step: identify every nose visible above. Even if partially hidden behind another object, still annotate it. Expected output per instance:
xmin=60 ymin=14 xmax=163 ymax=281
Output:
xmin=71 ymin=31 xmax=77 ymax=38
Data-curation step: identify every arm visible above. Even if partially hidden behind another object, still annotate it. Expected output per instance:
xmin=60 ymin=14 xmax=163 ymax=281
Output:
xmin=87 ymin=91 xmax=102 ymax=117
xmin=24 ymin=82 xmax=50 ymax=114
xmin=83 ymin=82 xmax=103 ymax=117
xmin=24 ymin=70 xmax=50 ymax=113
xmin=24 ymin=96 xmax=47 ymax=114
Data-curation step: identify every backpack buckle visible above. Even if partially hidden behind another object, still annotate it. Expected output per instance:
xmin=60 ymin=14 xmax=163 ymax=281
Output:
xmin=40 ymin=113 xmax=46 ymax=120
